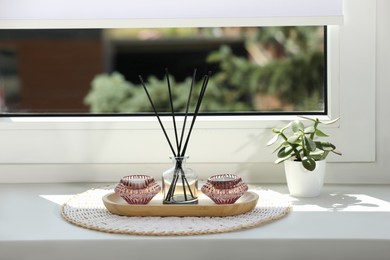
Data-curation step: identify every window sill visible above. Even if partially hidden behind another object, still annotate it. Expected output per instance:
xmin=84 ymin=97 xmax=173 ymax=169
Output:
xmin=0 ymin=183 xmax=389 ymax=260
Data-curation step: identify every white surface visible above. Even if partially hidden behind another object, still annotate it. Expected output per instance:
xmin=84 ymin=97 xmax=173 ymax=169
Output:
xmin=0 ymin=183 xmax=389 ymax=260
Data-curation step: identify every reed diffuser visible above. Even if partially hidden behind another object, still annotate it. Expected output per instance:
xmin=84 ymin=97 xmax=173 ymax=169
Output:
xmin=139 ymin=69 xmax=211 ymax=204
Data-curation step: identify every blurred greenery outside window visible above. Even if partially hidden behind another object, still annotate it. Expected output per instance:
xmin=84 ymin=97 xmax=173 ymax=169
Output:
xmin=0 ymin=26 xmax=325 ymax=115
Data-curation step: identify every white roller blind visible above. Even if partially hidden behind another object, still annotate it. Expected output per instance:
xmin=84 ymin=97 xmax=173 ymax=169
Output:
xmin=0 ymin=0 xmax=343 ymax=28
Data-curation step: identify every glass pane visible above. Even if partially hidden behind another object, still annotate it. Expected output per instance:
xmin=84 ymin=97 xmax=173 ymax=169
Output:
xmin=0 ymin=27 xmax=325 ymax=115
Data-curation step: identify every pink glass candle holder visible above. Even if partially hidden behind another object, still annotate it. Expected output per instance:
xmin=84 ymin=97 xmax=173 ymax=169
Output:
xmin=115 ymin=175 xmax=161 ymax=204
xmin=201 ymin=174 xmax=248 ymax=204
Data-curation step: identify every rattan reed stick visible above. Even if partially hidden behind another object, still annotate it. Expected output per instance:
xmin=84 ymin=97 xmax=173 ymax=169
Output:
xmin=178 ymin=69 xmax=197 ymax=155
xmin=165 ymin=68 xmax=180 ymax=153
xmin=180 ymin=72 xmax=211 ymax=157
xmin=139 ymin=75 xmax=177 ymax=157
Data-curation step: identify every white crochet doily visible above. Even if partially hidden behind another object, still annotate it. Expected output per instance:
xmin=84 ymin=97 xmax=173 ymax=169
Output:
xmin=61 ymin=185 xmax=291 ymax=236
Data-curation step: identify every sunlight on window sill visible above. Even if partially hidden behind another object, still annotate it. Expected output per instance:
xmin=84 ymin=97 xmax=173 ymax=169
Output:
xmin=292 ymin=193 xmax=390 ymax=212
xmin=39 ymin=194 xmax=73 ymax=205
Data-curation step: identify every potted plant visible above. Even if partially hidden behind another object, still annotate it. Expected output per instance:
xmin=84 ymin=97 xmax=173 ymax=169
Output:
xmin=267 ymin=117 xmax=342 ymax=197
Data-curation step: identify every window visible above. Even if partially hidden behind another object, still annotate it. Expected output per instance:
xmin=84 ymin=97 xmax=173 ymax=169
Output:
xmin=0 ymin=26 xmax=326 ymax=115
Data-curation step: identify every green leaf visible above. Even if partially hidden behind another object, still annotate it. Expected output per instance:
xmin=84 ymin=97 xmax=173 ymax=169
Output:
xmin=275 ymin=154 xmax=293 ymax=164
xmin=320 ymin=151 xmax=330 ymax=160
xmin=267 ymin=134 xmax=279 ymax=146
xmin=272 ymin=128 xmax=280 ymax=134
xmin=277 ymin=146 xmax=294 ymax=158
xmin=304 ymin=136 xmax=316 ymax=151
xmin=292 ymin=121 xmax=304 ymax=133
xmin=315 ymin=128 xmax=329 ymax=137
xmin=310 ymin=150 xmax=324 ymax=156
xmin=272 ymin=141 xmax=287 ymax=153
xmin=302 ymin=157 xmax=316 ymax=171
xmin=287 ymin=134 xmax=300 ymax=144
xmin=304 ymin=126 xmax=315 ymax=134
xmin=280 ymin=122 xmax=292 ymax=132
xmin=331 ymin=149 xmax=342 ymax=156
xmin=315 ymin=141 xmax=336 ymax=151
xmin=310 ymin=150 xmax=328 ymax=160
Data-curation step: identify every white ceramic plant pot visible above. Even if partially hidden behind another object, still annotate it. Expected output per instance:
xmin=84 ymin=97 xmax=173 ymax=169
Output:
xmin=284 ymin=160 xmax=326 ymax=197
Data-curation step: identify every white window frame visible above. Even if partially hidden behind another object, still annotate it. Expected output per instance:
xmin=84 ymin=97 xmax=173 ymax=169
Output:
xmin=0 ymin=0 xmax=377 ymax=183
xmin=0 ymin=0 xmax=343 ymax=28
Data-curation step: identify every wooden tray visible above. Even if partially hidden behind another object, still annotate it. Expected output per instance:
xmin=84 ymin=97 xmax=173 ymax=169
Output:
xmin=102 ymin=191 xmax=259 ymax=217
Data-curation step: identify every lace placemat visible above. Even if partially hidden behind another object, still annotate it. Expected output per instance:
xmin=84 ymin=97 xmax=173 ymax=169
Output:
xmin=61 ymin=185 xmax=291 ymax=236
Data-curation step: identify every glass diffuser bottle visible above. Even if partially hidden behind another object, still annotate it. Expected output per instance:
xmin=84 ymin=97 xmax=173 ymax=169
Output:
xmin=162 ymin=156 xmax=198 ymax=204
